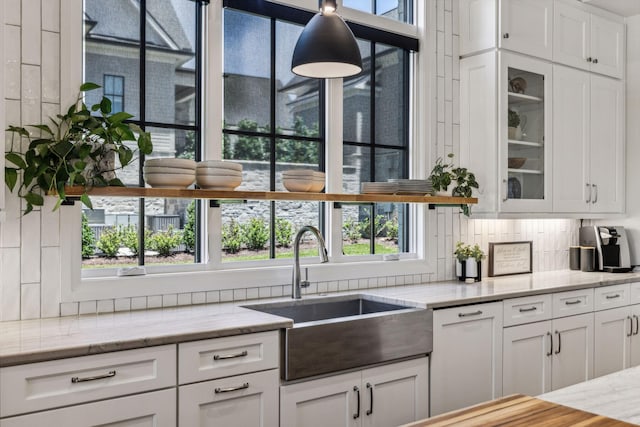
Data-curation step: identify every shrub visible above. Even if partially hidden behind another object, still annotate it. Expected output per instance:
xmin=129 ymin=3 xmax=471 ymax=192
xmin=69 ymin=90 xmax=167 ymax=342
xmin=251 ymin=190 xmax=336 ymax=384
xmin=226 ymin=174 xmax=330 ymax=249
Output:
xmin=81 ymin=213 xmax=96 ymax=258
xmin=96 ymin=227 xmax=121 ymax=258
xmin=243 ymin=218 xmax=269 ymax=250
xmin=120 ymin=225 xmax=151 ymax=256
xmin=385 ymin=217 xmax=399 ymax=242
xmin=222 ymin=220 xmax=243 ymax=254
xmin=359 ymin=215 xmax=387 ymax=239
xmin=148 ymin=226 xmax=183 ymax=257
xmin=343 ymin=219 xmax=361 ymax=243
xmin=183 ymin=200 xmax=196 ymax=253
xmin=275 ymin=218 xmax=294 ymax=248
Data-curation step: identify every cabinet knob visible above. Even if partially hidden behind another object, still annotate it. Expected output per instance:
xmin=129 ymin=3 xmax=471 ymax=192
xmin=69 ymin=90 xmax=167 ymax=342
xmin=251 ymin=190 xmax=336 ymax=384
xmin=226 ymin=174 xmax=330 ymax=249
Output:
xmin=503 ymin=33 xmax=509 ymax=39
xmin=587 ymin=57 xmax=592 ymax=62
xmin=592 ymin=58 xmax=598 ymax=64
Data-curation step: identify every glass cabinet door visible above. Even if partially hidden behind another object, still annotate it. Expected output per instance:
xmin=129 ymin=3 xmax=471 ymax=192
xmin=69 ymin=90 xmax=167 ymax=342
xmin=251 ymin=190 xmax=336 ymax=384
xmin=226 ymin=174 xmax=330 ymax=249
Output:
xmin=500 ymin=53 xmax=552 ymax=212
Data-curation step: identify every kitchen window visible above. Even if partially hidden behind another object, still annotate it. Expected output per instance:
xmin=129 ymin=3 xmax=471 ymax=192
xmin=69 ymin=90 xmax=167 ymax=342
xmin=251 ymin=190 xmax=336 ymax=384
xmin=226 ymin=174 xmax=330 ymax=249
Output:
xmin=103 ymin=75 xmax=125 ymax=114
xmin=65 ymin=0 xmax=429 ymax=300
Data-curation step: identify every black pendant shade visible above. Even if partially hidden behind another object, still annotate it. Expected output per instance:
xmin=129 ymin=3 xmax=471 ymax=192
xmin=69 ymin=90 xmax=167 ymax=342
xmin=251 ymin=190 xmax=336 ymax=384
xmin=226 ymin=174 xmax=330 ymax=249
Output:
xmin=291 ymin=8 xmax=362 ymax=78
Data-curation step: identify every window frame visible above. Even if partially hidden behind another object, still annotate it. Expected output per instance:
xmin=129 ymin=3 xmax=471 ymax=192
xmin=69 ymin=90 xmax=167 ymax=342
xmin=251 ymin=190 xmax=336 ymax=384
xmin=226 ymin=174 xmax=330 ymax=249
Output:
xmin=59 ymin=0 xmax=437 ymax=303
xmin=103 ymin=74 xmax=125 ymax=113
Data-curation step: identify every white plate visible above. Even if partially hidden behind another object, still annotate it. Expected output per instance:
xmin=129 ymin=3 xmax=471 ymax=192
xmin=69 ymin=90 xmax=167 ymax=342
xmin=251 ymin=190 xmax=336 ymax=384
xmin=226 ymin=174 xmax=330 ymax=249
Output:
xmin=145 ymin=158 xmax=196 ymax=170
xmin=196 ymin=160 xmax=242 ymax=171
xmin=143 ymin=166 xmax=196 ymax=175
xmin=195 ymin=168 xmax=243 ymax=177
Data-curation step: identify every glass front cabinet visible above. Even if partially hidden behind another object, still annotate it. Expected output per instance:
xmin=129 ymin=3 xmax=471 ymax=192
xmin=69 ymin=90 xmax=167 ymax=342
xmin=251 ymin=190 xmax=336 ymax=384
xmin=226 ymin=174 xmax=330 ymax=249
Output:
xmin=460 ymin=51 xmax=552 ymax=214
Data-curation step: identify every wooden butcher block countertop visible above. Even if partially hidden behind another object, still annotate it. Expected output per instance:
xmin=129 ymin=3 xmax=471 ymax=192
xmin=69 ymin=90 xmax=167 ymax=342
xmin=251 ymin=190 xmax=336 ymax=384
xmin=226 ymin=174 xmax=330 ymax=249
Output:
xmin=404 ymin=394 xmax=637 ymax=427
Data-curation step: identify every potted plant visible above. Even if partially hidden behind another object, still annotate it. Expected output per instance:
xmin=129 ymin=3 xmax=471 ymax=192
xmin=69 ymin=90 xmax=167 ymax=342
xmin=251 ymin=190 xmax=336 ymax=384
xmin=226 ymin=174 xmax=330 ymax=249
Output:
xmin=508 ymin=109 xmax=520 ymax=140
xmin=429 ymin=153 xmax=479 ymax=216
xmin=4 ymin=82 xmax=152 ymax=214
xmin=454 ymin=241 xmax=485 ymax=282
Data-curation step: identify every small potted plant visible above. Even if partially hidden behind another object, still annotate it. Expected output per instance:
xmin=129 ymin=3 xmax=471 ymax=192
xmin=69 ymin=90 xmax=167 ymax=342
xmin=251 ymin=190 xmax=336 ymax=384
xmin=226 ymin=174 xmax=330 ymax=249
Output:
xmin=4 ymin=82 xmax=152 ymax=214
xmin=454 ymin=241 xmax=485 ymax=282
xmin=429 ymin=153 xmax=479 ymax=216
xmin=508 ymin=109 xmax=520 ymax=140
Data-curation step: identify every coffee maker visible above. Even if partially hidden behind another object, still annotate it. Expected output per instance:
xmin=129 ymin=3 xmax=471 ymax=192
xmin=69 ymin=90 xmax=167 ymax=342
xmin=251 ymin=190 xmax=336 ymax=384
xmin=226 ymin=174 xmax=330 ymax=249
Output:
xmin=579 ymin=226 xmax=632 ymax=272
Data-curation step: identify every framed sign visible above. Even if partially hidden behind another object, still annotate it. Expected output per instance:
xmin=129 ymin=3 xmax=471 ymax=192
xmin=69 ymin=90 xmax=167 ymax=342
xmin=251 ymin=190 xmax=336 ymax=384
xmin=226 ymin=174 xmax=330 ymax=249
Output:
xmin=488 ymin=241 xmax=532 ymax=277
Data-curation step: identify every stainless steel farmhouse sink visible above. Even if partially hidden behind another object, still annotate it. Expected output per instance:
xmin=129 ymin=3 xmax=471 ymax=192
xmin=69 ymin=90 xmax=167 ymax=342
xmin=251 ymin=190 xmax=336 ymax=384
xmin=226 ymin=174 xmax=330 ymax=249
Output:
xmin=243 ymin=294 xmax=433 ymax=381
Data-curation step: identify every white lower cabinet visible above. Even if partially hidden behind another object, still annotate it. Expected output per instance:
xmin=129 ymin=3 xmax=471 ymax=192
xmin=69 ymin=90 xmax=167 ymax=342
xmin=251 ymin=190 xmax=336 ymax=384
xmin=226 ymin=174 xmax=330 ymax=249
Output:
xmin=0 ymin=388 xmax=176 ymax=427
xmin=179 ymin=369 xmax=278 ymax=427
xmin=550 ymin=313 xmax=594 ymax=390
xmin=430 ymin=302 xmax=503 ymax=415
xmin=594 ymin=304 xmax=640 ymax=377
xmin=280 ymin=357 xmax=428 ymax=427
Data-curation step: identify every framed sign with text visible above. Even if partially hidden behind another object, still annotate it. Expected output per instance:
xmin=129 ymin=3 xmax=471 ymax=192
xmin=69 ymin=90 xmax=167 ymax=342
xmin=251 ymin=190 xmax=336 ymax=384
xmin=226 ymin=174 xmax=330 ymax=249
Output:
xmin=488 ymin=241 xmax=532 ymax=277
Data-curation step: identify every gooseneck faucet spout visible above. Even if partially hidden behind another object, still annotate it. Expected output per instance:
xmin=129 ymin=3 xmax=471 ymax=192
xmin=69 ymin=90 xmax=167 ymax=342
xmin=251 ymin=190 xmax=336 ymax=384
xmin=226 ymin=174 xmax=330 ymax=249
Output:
xmin=292 ymin=225 xmax=329 ymax=299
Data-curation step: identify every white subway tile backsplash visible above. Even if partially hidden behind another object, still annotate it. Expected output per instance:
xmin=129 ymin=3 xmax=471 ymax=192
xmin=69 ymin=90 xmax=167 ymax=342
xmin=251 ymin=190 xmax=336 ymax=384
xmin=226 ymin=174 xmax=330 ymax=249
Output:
xmin=220 ymin=289 xmax=233 ymax=302
xmin=41 ymin=31 xmax=60 ymax=103
xmin=270 ymin=286 xmax=283 ymax=297
xmin=206 ymin=291 xmax=220 ymax=303
xmin=4 ymin=0 xmax=20 ymax=25
xmin=177 ymin=293 xmax=192 ymax=306
xmin=40 ymin=247 xmax=60 ymax=318
xmin=60 ymin=302 xmax=78 ymax=317
xmin=1 ymin=248 xmax=21 ymax=320
xmin=20 ymin=282 xmax=41 ymax=319
xmin=21 ymin=65 xmax=41 ymax=128
xmin=246 ymin=287 xmax=259 ymax=300
xmin=162 ymin=294 xmax=178 ymax=307
xmin=115 ymin=298 xmax=131 ymax=312
xmin=20 ymin=210 xmax=40 ymax=284
xmin=131 ymin=296 xmax=147 ymax=310
xmin=40 ymin=197 xmax=60 ymax=247
xmin=191 ymin=292 xmax=206 ymax=305
xmin=444 ymin=11 xmax=453 ymax=55
xmin=258 ymin=287 xmax=271 ymax=299
xmin=97 ymin=299 xmax=114 ymax=313
xmin=436 ymin=0 xmax=445 ymax=32
xmin=4 ymin=25 xmax=21 ymax=100
xmin=41 ymin=0 xmax=60 ymax=32
xmin=78 ymin=300 xmax=96 ymax=315
xmin=21 ymin=0 xmax=41 ymax=65
xmin=147 ymin=295 xmax=162 ymax=309
xmin=233 ymin=288 xmax=246 ymax=301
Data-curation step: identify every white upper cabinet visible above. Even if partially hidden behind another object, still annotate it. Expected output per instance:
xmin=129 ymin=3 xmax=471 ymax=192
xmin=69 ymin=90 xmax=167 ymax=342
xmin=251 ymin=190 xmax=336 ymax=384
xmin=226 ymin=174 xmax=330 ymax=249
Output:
xmin=460 ymin=0 xmax=553 ymax=60
xmin=554 ymin=1 xmax=624 ymax=79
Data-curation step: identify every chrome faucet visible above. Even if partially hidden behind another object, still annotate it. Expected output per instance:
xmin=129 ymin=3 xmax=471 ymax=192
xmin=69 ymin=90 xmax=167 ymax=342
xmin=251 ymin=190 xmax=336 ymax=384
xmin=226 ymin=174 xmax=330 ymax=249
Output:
xmin=292 ymin=225 xmax=329 ymax=299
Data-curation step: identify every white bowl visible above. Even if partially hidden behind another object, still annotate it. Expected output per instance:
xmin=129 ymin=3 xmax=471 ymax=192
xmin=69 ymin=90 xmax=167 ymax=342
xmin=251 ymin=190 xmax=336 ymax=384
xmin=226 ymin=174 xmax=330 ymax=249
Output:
xmin=145 ymin=158 xmax=196 ymax=170
xmin=195 ymin=168 xmax=243 ymax=177
xmin=196 ymin=174 xmax=242 ymax=190
xmin=143 ymin=166 xmax=196 ymax=175
xmin=144 ymin=172 xmax=195 ymax=188
xmin=196 ymin=160 xmax=242 ymax=172
xmin=283 ymin=178 xmax=313 ymax=192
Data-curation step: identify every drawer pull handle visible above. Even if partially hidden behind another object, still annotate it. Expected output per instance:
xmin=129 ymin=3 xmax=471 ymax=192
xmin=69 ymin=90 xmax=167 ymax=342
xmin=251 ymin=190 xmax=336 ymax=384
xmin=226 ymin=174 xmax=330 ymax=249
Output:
xmin=366 ymin=382 xmax=373 ymax=416
xmin=458 ymin=310 xmax=483 ymax=318
xmin=565 ymin=299 xmax=581 ymax=305
xmin=634 ymin=315 xmax=639 ymax=336
xmin=606 ymin=294 xmax=621 ymax=300
xmin=554 ymin=331 xmax=561 ymax=355
xmin=546 ymin=332 xmax=553 ymax=357
xmin=628 ymin=316 xmax=633 ymax=337
xmin=353 ymin=386 xmax=361 ymax=419
xmin=215 ymin=382 xmax=249 ymax=394
xmin=519 ymin=306 xmax=537 ymax=313
xmin=71 ymin=370 xmax=116 ymax=383
xmin=214 ymin=350 xmax=248 ymax=361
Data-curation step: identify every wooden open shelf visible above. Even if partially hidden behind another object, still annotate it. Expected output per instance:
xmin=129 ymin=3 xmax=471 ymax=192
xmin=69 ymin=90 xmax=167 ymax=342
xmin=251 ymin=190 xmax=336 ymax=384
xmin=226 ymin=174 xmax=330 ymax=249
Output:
xmin=63 ymin=186 xmax=478 ymax=205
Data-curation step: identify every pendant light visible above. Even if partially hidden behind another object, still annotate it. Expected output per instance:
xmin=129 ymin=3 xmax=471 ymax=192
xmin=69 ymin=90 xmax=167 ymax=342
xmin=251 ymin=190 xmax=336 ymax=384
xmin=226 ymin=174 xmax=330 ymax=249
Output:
xmin=291 ymin=0 xmax=363 ymax=78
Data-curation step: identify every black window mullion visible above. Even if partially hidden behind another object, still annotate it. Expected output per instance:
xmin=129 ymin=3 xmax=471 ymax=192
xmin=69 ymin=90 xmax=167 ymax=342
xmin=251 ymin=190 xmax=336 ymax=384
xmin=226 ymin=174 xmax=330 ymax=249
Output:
xmin=138 ymin=0 xmax=148 ymax=267
xmin=195 ymin=1 xmax=205 ymax=263
xmin=269 ymin=18 xmax=277 ymax=260
xmin=370 ymin=42 xmax=376 ymax=255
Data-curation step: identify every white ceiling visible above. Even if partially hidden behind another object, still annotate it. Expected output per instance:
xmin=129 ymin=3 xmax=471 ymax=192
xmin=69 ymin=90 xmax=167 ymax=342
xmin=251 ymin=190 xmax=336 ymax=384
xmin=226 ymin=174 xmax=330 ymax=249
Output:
xmin=582 ymin=0 xmax=640 ymax=17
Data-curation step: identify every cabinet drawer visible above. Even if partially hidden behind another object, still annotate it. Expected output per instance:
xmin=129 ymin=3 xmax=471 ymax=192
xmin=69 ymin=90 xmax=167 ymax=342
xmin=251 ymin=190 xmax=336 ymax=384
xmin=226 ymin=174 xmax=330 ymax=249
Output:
xmin=552 ymin=288 xmax=594 ymax=318
xmin=0 ymin=388 xmax=176 ymax=427
xmin=178 ymin=331 xmax=278 ymax=384
xmin=0 ymin=344 xmax=176 ymax=417
xmin=503 ymin=294 xmax=553 ymax=327
xmin=630 ymin=282 xmax=640 ymax=305
xmin=594 ymin=284 xmax=630 ymax=311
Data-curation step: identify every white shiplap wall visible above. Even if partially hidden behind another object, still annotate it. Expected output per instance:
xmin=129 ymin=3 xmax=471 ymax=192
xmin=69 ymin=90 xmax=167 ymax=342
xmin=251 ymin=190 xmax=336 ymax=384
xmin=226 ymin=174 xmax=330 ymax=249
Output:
xmin=0 ymin=0 xmax=578 ymax=320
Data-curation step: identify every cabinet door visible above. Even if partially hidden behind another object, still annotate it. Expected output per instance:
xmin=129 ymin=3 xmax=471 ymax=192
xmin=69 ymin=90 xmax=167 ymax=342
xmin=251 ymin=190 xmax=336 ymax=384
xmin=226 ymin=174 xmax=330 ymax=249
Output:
xmin=590 ymin=14 xmax=624 ymax=79
xmin=0 ymin=389 xmax=176 ymax=427
xmin=499 ymin=0 xmax=553 ymax=60
xmin=553 ymin=2 xmax=590 ymax=71
xmin=280 ymin=371 xmax=361 ymax=427
xmin=460 ymin=52 xmax=497 ymax=213
xmin=179 ymin=369 xmax=278 ymax=427
xmin=430 ymin=302 xmax=503 ymax=415
xmin=589 ymin=75 xmax=624 ymax=213
xmin=503 ymin=321 xmax=552 ymax=396
xmin=629 ymin=305 xmax=640 ymax=368
xmin=361 ymin=358 xmax=428 ymax=427
xmin=459 ymin=0 xmax=497 ymax=56
xmin=594 ymin=307 xmax=631 ymax=378
xmin=552 ymin=65 xmax=590 ymax=213
xmin=551 ymin=313 xmax=594 ymax=391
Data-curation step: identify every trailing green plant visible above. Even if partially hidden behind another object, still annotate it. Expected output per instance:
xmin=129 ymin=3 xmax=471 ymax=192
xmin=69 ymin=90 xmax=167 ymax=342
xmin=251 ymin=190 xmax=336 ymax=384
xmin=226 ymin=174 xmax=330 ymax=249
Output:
xmin=120 ymin=224 xmax=151 ymax=256
xmin=4 ymin=82 xmax=153 ymax=214
xmin=429 ymin=153 xmax=454 ymax=192
xmin=242 ymin=218 xmax=269 ymax=251
xmin=222 ymin=220 xmax=243 ymax=254
xmin=182 ymin=200 xmax=197 ymax=253
xmin=275 ymin=218 xmax=294 ymax=248
xmin=96 ymin=226 xmax=122 ymax=258
xmin=148 ymin=226 xmax=182 ymax=257
xmin=508 ymin=109 xmax=520 ymax=128
xmin=81 ymin=213 xmax=96 ymax=258
xmin=429 ymin=153 xmax=479 ymax=216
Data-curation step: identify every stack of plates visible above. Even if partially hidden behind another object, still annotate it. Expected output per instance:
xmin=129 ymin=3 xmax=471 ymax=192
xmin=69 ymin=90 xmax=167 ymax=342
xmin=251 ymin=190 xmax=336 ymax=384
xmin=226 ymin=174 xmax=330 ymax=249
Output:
xmin=143 ymin=158 xmax=196 ymax=188
xmin=361 ymin=182 xmax=399 ymax=194
xmin=388 ymin=179 xmax=433 ymax=194
xmin=282 ymin=169 xmax=325 ymax=192
xmin=196 ymin=160 xmax=242 ymax=190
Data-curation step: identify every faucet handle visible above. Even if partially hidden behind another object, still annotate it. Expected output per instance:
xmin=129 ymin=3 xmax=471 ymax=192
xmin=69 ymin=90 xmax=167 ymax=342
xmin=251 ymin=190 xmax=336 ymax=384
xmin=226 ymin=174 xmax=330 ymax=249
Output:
xmin=301 ymin=280 xmax=311 ymax=288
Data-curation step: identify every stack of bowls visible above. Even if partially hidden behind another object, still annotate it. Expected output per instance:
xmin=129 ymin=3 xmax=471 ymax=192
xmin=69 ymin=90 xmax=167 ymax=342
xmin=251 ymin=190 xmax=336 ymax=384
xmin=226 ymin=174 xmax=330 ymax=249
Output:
xmin=282 ymin=169 xmax=325 ymax=192
xmin=143 ymin=158 xmax=196 ymax=188
xmin=196 ymin=160 xmax=242 ymax=190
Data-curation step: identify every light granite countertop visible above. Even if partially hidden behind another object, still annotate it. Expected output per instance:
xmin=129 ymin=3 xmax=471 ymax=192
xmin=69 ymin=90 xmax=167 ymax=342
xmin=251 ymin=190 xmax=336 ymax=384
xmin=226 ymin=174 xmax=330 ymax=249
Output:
xmin=1 ymin=269 xmax=640 ymax=367
xmin=539 ymin=365 xmax=640 ymax=425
